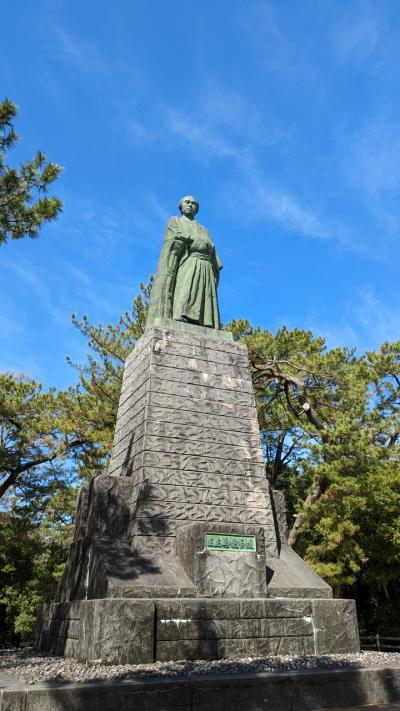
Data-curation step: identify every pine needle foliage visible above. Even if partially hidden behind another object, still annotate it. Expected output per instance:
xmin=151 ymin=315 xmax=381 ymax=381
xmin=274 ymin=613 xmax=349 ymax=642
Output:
xmin=228 ymin=320 xmax=400 ymax=604
xmin=0 ymin=285 xmax=398 ymax=638
xmin=64 ymin=280 xmax=152 ymax=480
xmin=0 ymin=98 xmax=62 ymax=245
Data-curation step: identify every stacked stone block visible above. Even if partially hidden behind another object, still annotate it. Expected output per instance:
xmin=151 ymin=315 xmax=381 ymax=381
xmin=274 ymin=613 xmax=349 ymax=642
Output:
xmin=108 ymin=326 xmax=277 ymax=558
xmin=36 ymin=325 xmax=359 ymax=663
xmin=37 ymin=597 xmax=359 ymax=664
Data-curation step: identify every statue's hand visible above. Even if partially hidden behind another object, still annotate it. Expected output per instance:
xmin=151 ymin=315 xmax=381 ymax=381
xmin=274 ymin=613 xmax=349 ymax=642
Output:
xmin=169 ymin=231 xmax=189 ymax=258
xmin=174 ymin=231 xmax=187 ymax=242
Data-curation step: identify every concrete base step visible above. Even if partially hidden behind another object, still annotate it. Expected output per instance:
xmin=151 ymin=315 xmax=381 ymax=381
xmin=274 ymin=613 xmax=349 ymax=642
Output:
xmin=1 ymin=664 xmax=400 ymax=711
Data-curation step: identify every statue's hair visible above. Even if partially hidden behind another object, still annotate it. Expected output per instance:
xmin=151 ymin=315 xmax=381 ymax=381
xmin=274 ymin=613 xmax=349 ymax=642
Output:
xmin=178 ymin=195 xmax=199 ymax=214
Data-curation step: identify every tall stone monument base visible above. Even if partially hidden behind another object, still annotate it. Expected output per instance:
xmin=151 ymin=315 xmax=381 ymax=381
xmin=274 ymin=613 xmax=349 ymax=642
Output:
xmin=37 ymin=596 xmax=359 ymax=665
xmin=37 ymin=325 xmax=359 ymax=663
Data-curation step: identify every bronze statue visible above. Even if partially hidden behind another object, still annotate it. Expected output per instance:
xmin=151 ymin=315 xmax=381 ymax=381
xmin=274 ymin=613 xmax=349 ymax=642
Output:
xmin=146 ymin=196 xmax=222 ymax=330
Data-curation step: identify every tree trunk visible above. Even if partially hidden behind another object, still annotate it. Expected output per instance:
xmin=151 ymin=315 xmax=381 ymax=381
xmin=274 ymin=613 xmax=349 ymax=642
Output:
xmin=287 ymin=477 xmax=325 ymax=548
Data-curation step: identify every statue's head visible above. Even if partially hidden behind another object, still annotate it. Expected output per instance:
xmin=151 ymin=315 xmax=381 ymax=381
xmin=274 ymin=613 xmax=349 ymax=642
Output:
xmin=178 ymin=195 xmax=199 ymax=219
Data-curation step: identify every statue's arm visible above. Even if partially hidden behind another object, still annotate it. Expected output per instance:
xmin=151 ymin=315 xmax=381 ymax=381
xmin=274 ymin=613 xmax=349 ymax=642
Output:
xmin=163 ymin=217 xmax=189 ymax=273
xmin=210 ymin=235 xmax=223 ymax=286
xmin=146 ymin=217 xmax=189 ymax=327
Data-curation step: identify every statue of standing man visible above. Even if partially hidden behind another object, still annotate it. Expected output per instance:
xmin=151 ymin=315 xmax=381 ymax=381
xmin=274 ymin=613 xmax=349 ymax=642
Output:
xmin=146 ymin=196 xmax=223 ymax=330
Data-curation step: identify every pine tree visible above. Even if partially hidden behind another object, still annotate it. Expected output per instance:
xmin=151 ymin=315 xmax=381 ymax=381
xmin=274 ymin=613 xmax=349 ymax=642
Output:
xmin=227 ymin=320 xmax=400 ymax=598
xmin=63 ymin=281 xmax=151 ymax=481
xmin=1 ymin=284 xmax=398 ymax=638
xmin=0 ymin=99 xmax=62 ymax=245
xmin=0 ymin=373 xmax=85 ymax=500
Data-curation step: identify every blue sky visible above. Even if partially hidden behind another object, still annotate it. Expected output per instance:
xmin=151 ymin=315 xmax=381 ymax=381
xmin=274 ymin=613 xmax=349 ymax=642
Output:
xmin=2 ymin=0 xmax=400 ymax=389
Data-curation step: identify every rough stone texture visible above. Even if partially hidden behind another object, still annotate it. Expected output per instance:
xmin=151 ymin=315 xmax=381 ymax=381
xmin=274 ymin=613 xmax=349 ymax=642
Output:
xmin=37 ymin=599 xmax=154 ymax=664
xmin=55 ymin=327 xmax=295 ymax=603
xmin=107 ymin=327 xmax=286 ymax=566
xmin=176 ymin=522 xmax=267 ymax=598
xmin=267 ymin=493 xmax=332 ymax=599
xmin=36 ymin=326 xmax=359 ymax=664
xmin=313 ymin=599 xmax=360 ymax=654
xmin=266 ymin=544 xmax=333 ymax=599
xmin=35 ymin=602 xmax=82 ymax=658
xmin=53 ymin=476 xmax=196 ymax=601
xmin=154 ymin=597 xmax=319 ymax=662
xmin=2 ymin=669 xmax=400 ymax=711
xmin=149 ymin=317 xmax=234 ymax=341
xmin=79 ymin=599 xmax=155 ymax=664
xmin=37 ymin=597 xmax=359 ymax=664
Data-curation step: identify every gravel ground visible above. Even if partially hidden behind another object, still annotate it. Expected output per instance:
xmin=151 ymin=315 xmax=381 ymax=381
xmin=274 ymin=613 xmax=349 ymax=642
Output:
xmin=1 ymin=649 xmax=399 ymax=686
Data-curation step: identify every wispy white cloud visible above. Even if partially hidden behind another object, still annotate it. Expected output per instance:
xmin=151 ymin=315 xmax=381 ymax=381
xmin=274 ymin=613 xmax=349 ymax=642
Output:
xmin=45 ymin=23 xmax=146 ymax=108
xmin=345 ymin=115 xmax=400 ymax=200
xmin=145 ymin=194 xmax=170 ymax=227
xmin=0 ymin=310 xmax=24 ymax=340
xmin=164 ymin=109 xmax=332 ymax=242
xmin=50 ymin=27 xmax=110 ymax=78
xmin=167 ymin=111 xmax=240 ymax=159
xmin=306 ymin=287 xmax=400 ymax=352
xmin=235 ymin=171 xmax=331 ymax=241
xmin=43 ymin=21 xmax=331 ymax=247
xmin=160 ymin=100 xmax=400 ymax=264
xmin=240 ymin=2 xmax=322 ymax=89
xmin=332 ymin=1 xmax=387 ymax=64
xmin=341 ymin=113 xmax=400 ymax=239
xmin=257 ymin=187 xmax=329 ymax=239
xmin=38 ymin=69 xmax=70 ymax=109
xmin=241 ymin=3 xmax=299 ymax=73
xmin=55 ymin=190 xmax=153 ymax=254
xmin=196 ymin=83 xmax=289 ymax=147
xmin=40 ymin=20 xmax=400 ymax=265
xmin=124 ymin=117 xmax=155 ymax=143
xmin=2 ymin=257 xmax=67 ymax=326
xmin=351 ymin=287 xmax=400 ymax=345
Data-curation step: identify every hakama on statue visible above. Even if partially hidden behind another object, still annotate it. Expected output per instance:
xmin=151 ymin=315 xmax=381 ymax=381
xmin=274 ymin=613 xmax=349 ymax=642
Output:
xmin=146 ymin=215 xmax=222 ymax=330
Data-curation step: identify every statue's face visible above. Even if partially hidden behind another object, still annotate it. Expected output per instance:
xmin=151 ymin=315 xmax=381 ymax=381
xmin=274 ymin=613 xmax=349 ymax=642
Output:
xmin=180 ymin=196 xmax=199 ymax=219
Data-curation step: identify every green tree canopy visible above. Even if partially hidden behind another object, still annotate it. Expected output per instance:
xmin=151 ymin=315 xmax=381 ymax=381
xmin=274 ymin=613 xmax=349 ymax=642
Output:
xmin=230 ymin=321 xmax=399 ymax=600
xmin=0 ymin=283 xmax=399 ymax=638
xmin=0 ymin=373 xmax=88 ymax=501
xmin=63 ymin=280 xmax=151 ymax=481
xmin=64 ymin=299 xmax=399 ymax=601
xmin=0 ymin=98 xmax=62 ymax=245
xmin=0 ymin=285 xmax=151 ymax=640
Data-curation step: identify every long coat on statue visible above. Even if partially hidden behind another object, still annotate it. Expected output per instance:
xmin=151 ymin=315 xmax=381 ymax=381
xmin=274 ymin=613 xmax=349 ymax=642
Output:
xmin=146 ymin=215 xmax=222 ymax=330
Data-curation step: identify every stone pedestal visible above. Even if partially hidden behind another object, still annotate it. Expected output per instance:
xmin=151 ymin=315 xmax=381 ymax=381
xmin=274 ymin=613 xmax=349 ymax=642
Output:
xmin=36 ymin=325 xmax=359 ymax=663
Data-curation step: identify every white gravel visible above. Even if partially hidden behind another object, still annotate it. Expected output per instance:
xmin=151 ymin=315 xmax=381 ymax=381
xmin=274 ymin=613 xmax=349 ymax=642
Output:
xmin=1 ymin=649 xmax=399 ymax=686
